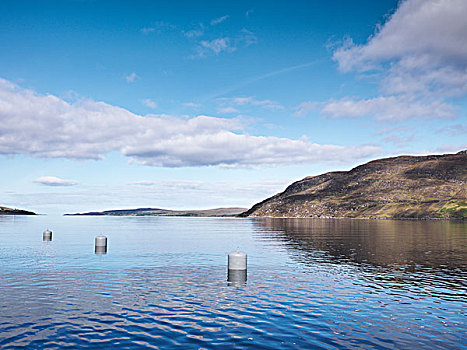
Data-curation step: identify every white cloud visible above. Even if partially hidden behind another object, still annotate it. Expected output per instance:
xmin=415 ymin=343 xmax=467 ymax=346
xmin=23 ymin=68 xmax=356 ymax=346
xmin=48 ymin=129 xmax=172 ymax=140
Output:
xmin=183 ymin=23 xmax=205 ymax=38
xmin=436 ymin=124 xmax=467 ymax=136
xmin=433 ymin=144 xmax=467 ymax=154
xmin=333 ymin=0 xmax=467 ymax=74
xmin=141 ymin=98 xmax=157 ymax=109
xmin=196 ymin=37 xmax=235 ymax=57
xmin=128 ymin=180 xmax=158 ymax=186
xmin=328 ymin=0 xmax=467 ymax=121
xmin=381 ymin=134 xmax=414 ymax=146
xmin=124 ymin=72 xmax=139 ymax=83
xmin=140 ymin=19 xmax=256 ymax=58
xmin=237 ymin=28 xmax=257 ymax=47
xmin=210 ymin=15 xmax=229 ymax=26
xmin=217 ymin=96 xmax=283 ymax=111
xmin=217 ymin=106 xmax=239 ymax=114
xmin=183 ymin=29 xmax=204 ymax=38
xmin=193 ymin=30 xmax=257 ymax=58
xmin=34 ymin=176 xmax=78 ymax=187
xmin=140 ymin=27 xmax=156 ymax=34
xmin=293 ymin=102 xmax=318 ymax=117
xmin=183 ymin=102 xmax=202 ymax=108
xmin=320 ymin=96 xmax=456 ymax=122
xmin=0 ymin=78 xmax=380 ymax=167
xmin=375 ymin=126 xmax=410 ymax=136
xmin=141 ymin=21 xmax=177 ymax=34
xmin=380 ymin=55 xmax=467 ymax=97
xmin=373 ymin=126 xmax=414 ymax=146
xmin=126 ymin=134 xmax=380 ymax=168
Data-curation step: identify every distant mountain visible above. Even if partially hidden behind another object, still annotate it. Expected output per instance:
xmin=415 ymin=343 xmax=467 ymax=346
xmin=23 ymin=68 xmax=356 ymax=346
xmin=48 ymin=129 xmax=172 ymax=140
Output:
xmin=0 ymin=206 xmax=36 ymax=215
xmin=240 ymin=151 xmax=466 ymax=219
xmin=66 ymin=207 xmax=247 ymax=217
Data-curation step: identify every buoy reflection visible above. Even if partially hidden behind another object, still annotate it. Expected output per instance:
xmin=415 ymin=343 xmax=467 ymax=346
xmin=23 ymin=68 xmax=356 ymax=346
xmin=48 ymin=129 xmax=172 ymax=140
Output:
xmin=227 ymin=269 xmax=247 ymax=287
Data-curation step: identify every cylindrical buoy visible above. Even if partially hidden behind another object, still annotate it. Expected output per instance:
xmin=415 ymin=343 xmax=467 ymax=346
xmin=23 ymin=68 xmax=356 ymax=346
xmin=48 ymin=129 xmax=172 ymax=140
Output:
xmin=95 ymin=235 xmax=107 ymax=254
xmin=43 ymin=229 xmax=52 ymax=241
xmin=228 ymin=248 xmax=247 ymax=285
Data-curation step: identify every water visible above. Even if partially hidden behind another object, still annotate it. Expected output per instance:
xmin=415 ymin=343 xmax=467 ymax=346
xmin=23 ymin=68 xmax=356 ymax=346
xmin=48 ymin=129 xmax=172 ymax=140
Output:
xmin=0 ymin=216 xmax=465 ymax=349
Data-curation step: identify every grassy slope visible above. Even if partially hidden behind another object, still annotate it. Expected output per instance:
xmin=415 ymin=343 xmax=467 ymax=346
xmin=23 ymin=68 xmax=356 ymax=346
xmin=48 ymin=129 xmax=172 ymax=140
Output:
xmin=242 ymin=151 xmax=466 ymax=219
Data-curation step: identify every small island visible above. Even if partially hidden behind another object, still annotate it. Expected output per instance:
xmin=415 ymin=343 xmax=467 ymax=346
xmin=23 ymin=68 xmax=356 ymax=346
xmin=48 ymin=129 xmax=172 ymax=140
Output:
xmin=0 ymin=206 xmax=36 ymax=215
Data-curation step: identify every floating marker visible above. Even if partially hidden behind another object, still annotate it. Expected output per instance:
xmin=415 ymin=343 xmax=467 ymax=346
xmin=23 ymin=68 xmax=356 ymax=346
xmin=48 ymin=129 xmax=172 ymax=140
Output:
xmin=43 ymin=229 xmax=52 ymax=241
xmin=228 ymin=248 xmax=247 ymax=285
xmin=95 ymin=235 xmax=107 ymax=254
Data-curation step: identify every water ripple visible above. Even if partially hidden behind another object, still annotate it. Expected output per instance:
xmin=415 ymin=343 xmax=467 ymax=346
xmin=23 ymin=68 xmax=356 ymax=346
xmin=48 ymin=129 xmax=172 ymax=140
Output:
xmin=0 ymin=217 xmax=465 ymax=349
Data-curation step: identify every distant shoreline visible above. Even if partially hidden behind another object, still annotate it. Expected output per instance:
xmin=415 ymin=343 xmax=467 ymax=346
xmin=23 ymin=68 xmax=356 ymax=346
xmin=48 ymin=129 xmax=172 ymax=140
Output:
xmin=0 ymin=206 xmax=36 ymax=215
xmin=64 ymin=213 xmax=464 ymax=220
xmin=65 ymin=207 xmax=247 ymax=217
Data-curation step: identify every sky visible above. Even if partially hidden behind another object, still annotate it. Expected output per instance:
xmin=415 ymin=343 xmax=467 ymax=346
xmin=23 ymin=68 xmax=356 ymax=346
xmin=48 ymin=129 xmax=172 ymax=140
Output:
xmin=0 ymin=0 xmax=466 ymax=215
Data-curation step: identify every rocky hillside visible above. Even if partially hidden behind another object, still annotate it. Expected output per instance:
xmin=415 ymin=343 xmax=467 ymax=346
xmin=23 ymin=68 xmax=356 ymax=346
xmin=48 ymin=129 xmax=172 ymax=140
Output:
xmin=240 ymin=151 xmax=466 ymax=219
xmin=0 ymin=206 xmax=36 ymax=215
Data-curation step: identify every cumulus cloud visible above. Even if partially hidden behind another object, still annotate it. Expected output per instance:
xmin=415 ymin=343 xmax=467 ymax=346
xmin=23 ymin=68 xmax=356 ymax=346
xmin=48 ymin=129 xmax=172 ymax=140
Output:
xmin=333 ymin=0 xmax=467 ymax=74
xmin=380 ymin=55 xmax=467 ymax=97
xmin=0 ymin=78 xmax=380 ymax=167
xmin=324 ymin=0 xmax=467 ymax=121
xmin=125 ymin=134 xmax=380 ymax=168
xmin=34 ymin=176 xmax=78 ymax=187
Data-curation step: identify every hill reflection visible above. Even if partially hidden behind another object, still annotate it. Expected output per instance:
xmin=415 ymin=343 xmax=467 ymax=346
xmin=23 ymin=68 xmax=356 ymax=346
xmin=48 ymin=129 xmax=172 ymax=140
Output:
xmin=251 ymin=218 xmax=466 ymax=299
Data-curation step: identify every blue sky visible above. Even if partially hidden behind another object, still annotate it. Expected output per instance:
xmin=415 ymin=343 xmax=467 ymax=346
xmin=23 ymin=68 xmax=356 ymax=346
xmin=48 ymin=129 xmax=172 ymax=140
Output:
xmin=1 ymin=0 xmax=466 ymax=214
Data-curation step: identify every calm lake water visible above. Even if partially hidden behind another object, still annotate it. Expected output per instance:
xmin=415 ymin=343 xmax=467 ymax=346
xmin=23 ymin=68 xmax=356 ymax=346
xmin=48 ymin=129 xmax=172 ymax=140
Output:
xmin=0 ymin=215 xmax=465 ymax=349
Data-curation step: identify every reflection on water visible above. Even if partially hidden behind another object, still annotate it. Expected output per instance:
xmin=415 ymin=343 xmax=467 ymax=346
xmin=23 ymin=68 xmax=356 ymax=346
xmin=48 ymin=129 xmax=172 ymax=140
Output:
xmin=252 ymin=218 xmax=467 ymax=301
xmin=227 ymin=269 xmax=247 ymax=287
xmin=0 ymin=216 xmax=465 ymax=349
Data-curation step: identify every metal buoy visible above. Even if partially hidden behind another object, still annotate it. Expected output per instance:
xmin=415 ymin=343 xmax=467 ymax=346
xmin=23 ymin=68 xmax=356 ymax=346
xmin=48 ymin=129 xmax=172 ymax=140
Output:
xmin=228 ymin=248 xmax=247 ymax=285
xmin=95 ymin=235 xmax=107 ymax=254
xmin=43 ymin=229 xmax=52 ymax=241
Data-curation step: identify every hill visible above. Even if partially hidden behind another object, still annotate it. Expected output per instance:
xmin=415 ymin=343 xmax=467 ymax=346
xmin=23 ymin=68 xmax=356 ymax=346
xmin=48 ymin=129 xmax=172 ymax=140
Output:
xmin=66 ymin=207 xmax=247 ymax=217
xmin=240 ymin=151 xmax=466 ymax=219
xmin=0 ymin=206 xmax=36 ymax=215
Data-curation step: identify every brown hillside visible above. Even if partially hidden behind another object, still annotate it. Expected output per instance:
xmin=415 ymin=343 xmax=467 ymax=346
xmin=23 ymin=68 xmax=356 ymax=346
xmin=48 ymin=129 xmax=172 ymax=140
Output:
xmin=241 ymin=151 xmax=466 ymax=219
